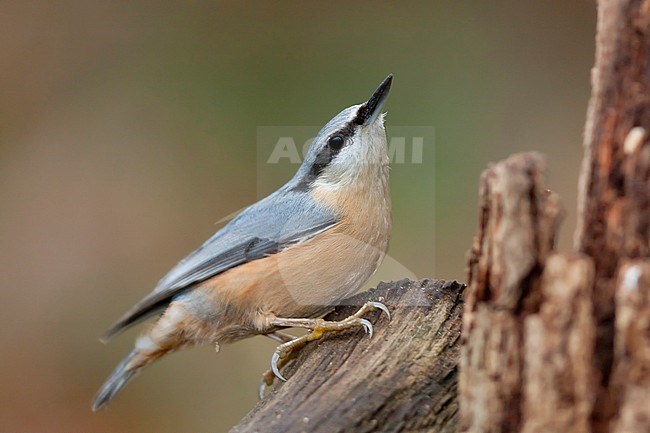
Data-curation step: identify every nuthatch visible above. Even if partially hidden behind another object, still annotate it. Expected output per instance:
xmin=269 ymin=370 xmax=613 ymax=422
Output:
xmin=93 ymin=75 xmax=393 ymax=411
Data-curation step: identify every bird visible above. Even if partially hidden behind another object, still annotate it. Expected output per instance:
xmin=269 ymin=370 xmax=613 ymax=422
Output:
xmin=92 ymin=74 xmax=394 ymax=411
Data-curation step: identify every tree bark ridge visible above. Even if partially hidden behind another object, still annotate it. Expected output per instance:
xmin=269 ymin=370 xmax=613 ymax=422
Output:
xmin=574 ymin=0 xmax=650 ymax=430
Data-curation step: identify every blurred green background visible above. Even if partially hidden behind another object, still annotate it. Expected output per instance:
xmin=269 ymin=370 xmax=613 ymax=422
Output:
xmin=0 ymin=2 xmax=595 ymax=432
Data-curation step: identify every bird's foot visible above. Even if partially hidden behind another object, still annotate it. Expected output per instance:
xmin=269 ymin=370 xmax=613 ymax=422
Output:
xmin=258 ymin=301 xmax=390 ymax=398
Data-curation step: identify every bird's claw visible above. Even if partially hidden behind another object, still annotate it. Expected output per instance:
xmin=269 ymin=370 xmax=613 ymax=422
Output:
xmin=359 ymin=318 xmax=373 ymax=338
xmin=367 ymin=301 xmax=391 ymax=321
xmin=271 ymin=351 xmax=287 ymax=382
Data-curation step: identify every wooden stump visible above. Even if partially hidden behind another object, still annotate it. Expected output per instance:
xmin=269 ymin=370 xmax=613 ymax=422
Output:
xmin=459 ymin=1 xmax=650 ymax=431
xmin=459 ymin=153 xmax=598 ymax=433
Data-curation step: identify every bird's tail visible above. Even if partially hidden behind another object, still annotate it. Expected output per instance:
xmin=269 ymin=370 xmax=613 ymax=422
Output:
xmin=92 ymin=348 xmax=144 ymax=411
xmin=93 ymin=301 xmax=194 ymax=411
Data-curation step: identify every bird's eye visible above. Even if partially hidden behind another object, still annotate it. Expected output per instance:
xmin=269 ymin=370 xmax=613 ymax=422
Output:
xmin=328 ymin=135 xmax=345 ymax=150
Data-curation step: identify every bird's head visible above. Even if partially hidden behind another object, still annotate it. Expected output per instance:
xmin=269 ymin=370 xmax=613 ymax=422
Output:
xmin=293 ymin=75 xmax=392 ymax=190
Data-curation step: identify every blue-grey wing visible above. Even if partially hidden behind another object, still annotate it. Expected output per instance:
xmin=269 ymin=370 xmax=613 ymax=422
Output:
xmin=101 ymin=189 xmax=337 ymax=341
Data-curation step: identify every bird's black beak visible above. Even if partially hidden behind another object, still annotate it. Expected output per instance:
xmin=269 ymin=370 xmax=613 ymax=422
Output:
xmin=355 ymin=74 xmax=393 ymax=126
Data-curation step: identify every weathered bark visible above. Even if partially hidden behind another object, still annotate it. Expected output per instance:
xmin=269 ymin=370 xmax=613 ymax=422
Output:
xmin=231 ymin=279 xmax=464 ymax=433
xmin=459 ymin=152 xmax=604 ymax=433
xmin=575 ymin=0 xmax=650 ymax=430
xmin=460 ymin=153 xmax=585 ymax=433
xmin=521 ymin=254 xmax=597 ymax=433
xmin=611 ymin=261 xmax=650 ymax=433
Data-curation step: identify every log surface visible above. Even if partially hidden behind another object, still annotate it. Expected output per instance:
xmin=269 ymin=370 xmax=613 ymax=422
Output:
xmin=231 ymin=279 xmax=465 ymax=433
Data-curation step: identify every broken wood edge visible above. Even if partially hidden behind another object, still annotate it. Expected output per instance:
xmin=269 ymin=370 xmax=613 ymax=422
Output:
xmin=461 ymin=148 xmax=650 ymax=433
xmin=459 ymin=152 xmax=576 ymax=432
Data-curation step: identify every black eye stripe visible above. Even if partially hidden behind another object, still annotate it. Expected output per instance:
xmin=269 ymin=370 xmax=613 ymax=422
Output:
xmin=291 ymin=120 xmax=359 ymax=191
xmin=308 ymin=123 xmax=357 ymax=176
xmin=308 ymin=141 xmax=340 ymax=179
